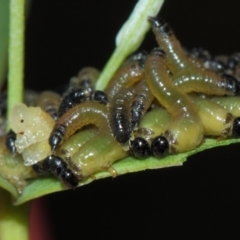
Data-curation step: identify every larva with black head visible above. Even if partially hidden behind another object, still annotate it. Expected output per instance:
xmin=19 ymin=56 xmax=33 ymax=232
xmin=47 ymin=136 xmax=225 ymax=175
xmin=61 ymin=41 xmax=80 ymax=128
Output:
xmin=148 ymin=16 xmax=196 ymax=73
xmin=144 ymin=48 xmax=203 ymax=153
xmin=49 ymin=102 xmax=109 ymax=151
xmin=149 ymin=16 xmax=240 ymax=96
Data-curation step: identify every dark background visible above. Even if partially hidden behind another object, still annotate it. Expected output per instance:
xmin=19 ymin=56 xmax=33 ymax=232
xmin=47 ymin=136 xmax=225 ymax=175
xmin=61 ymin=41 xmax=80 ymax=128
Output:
xmin=25 ymin=1 xmax=240 ymax=239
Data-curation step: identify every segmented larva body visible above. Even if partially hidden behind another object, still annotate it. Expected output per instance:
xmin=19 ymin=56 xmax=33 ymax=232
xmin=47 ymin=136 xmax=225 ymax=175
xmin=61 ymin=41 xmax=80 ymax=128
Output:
xmin=137 ymin=107 xmax=171 ymax=139
xmin=49 ymin=102 xmax=110 ymax=151
xmin=105 ymin=62 xmax=144 ymax=101
xmin=148 ymin=17 xmax=196 ymax=72
xmin=145 ymin=48 xmax=203 ymax=153
xmin=189 ymin=94 xmax=235 ymax=137
xmin=9 ymin=103 xmax=55 ymax=165
xmin=57 ymin=128 xmax=98 ymax=160
xmin=37 ymin=91 xmax=61 ymax=120
xmin=130 ymin=79 xmax=155 ymax=129
xmin=70 ymin=131 xmax=128 ymax=178
xmin=108 ymin=87 xmax=135 ymax=144
xmin=210 ymin=96 xmax=240 ymax=117
xmin=149 ymin=17 xmax=240 ymax=96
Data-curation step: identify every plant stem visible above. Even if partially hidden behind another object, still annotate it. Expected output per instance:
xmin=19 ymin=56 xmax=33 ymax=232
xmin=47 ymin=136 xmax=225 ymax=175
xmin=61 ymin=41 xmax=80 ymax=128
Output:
xmin=0 ymin=0 xmax=9 ymax=88
xmin=96 ymin=0 xmax=164 ymax=90
xmin=7 ymin=0 xmax=25 ymax=130
xmin=0 ymin=189 xmax=30 ymax=240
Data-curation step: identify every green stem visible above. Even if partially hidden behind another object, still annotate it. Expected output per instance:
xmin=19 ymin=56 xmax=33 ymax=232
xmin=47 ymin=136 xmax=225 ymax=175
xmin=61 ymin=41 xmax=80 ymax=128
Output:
xmin=0 ymin=0 xmax=9 ymax=88
xmin=0 ymin=189 xmax=30 ymax=240
xmin=96 ymin=0 xmax=164 ymax=90
xmin=7 ymin=0 xmax=25 ymax=130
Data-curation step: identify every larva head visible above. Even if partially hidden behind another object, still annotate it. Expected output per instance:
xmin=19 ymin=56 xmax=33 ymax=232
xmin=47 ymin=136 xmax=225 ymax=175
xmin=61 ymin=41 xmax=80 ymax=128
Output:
xmin=5 ymin=129 xmax=17 ymax=153
xmin=151 ymin=135 xmax=169 ymax=157
xmin=130 ymin=137 xmax=151 ymax=159
xmin=148 ymin=16 xmax=172 ymax=36
xmin=232 ymin=117 xmax=240 ymax=137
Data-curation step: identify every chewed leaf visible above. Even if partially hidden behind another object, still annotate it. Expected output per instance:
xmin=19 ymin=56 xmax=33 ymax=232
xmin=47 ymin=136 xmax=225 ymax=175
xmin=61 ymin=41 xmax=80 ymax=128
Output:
xmin=13 ymin=137 xmax=240 ymax=205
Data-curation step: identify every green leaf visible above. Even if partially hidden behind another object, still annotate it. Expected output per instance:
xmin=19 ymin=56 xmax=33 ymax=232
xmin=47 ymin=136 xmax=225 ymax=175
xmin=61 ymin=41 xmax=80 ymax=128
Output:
xmin=2 ymin=0 xmax=240 ymax=207
xmin=13 ymin=137 xmax=240 ymax=205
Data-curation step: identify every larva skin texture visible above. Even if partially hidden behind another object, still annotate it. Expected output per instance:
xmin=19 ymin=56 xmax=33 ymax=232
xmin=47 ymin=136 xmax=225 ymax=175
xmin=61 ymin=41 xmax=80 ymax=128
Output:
xmin=49 ymin=102 xmax=110 ymax=151
xmin=108 ymin=87 xmax=135 ymax=144
xmin=131 ymin=79 xmax=155 ymax=129
xmin=57 ymin=128 xmax=98 ymax=160
xmin=144 ymin=49 xmax=203 ymax=153
xmin=10 ymin=103 xmax=55 ymax=165
xmin=37 ymin=91 xmax=61 ymax=120
xmin=137 ymin=107 xmax=171 ymax=140
xmin=189 ymin=95 xmax=234 ymax=137
xmin=58 ymin=88 xmax=87 ymax=118
xmin=105 ymin=62 xmax=144 ymax=101
xmin=148 ymin=17 xmax=196 ymax=73
xmin=173 ymin=71 xmax=240 ymax=96
xmin=149 ymin=17 xmax=240 ymax=96
xmin=70 ymin=132 xmax=128 ymax=178
xmin=210 ymin=96 xmax=240 ymax=117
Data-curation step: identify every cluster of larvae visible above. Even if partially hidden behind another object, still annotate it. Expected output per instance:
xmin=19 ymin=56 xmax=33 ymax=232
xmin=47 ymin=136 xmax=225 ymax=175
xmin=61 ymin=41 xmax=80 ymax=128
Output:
xmin=2 ymin=16 xmax=240 ymax=191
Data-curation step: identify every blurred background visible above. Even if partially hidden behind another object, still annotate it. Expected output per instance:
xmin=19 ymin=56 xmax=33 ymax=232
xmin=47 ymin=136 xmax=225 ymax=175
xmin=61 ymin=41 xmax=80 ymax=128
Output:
xmin=23 ymin=0 xmax=240 ymax=239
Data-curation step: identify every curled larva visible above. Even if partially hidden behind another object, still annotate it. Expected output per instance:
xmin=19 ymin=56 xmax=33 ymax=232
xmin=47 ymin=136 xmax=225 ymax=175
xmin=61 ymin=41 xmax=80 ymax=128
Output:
xmin=69 ymin=131 xmax=128 ymax=179
xmin=105 ymin=61 xmax=144 ymax=101
xmin=9 ymin=103 xmax=55 ymax=165
xmin=49 ymin=102 xmax=110 ymax=151
xmin=148 ymin=17 xmax=240 ymax=96
xmin=144 ymin=48 xmax=203 ymax=153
